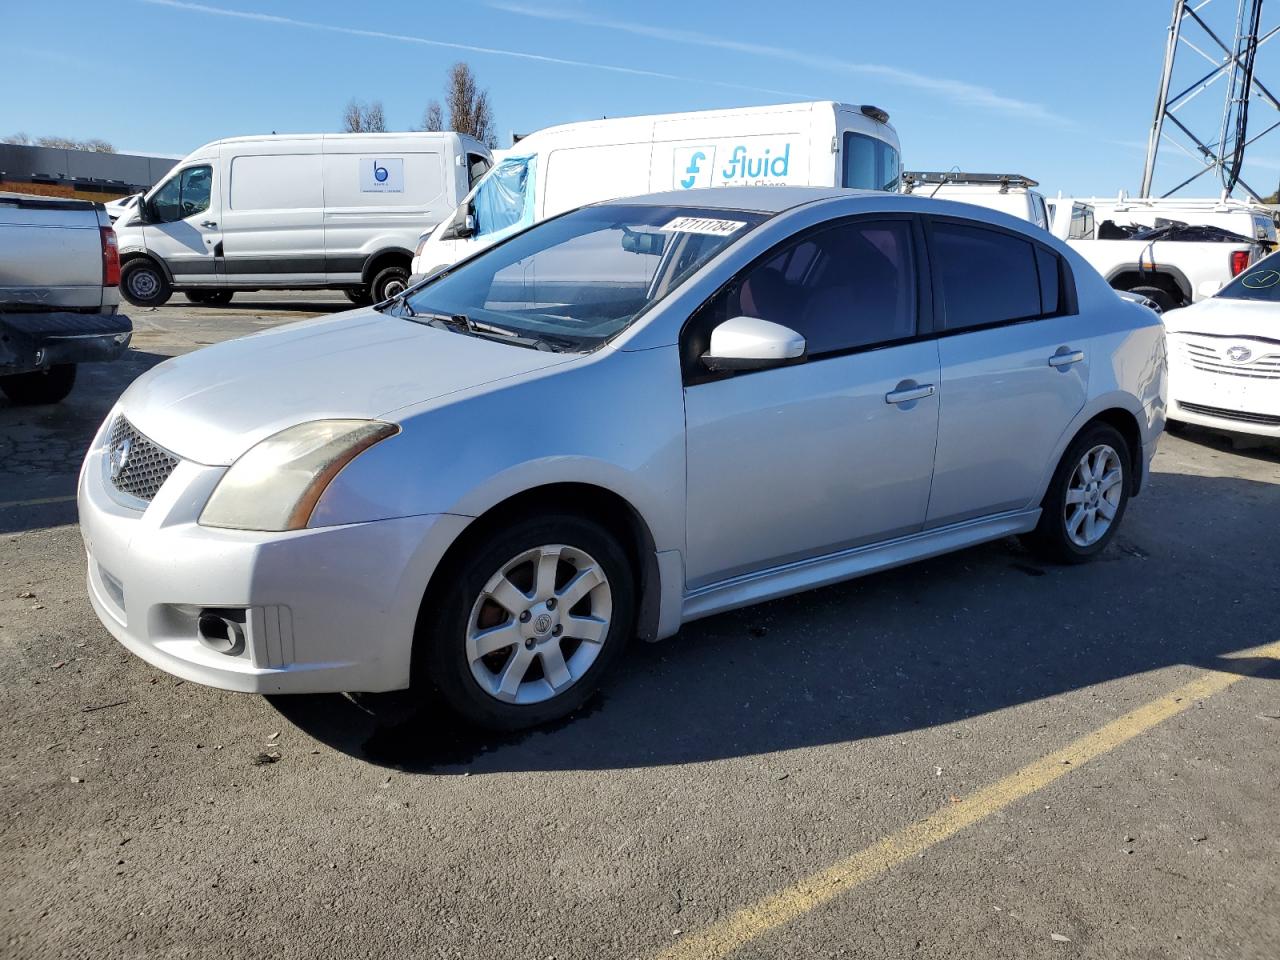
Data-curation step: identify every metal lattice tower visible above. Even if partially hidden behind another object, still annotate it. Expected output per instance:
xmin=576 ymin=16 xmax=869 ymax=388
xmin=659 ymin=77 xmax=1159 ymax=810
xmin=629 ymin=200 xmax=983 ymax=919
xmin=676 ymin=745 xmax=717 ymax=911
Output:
xmin=1141 ymin=0 xmax=1279 ymax=200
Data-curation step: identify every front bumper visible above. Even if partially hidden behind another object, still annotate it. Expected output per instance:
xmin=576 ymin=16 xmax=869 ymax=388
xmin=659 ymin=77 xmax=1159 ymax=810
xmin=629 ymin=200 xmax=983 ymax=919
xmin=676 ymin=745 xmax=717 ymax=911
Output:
xmin=78 ymin=424 xmax=469 ymax=694
xmin=1167 ymin=357 xmax=1280 ymax=439
xmin=1 ymin=311 xmax=132 ymax=375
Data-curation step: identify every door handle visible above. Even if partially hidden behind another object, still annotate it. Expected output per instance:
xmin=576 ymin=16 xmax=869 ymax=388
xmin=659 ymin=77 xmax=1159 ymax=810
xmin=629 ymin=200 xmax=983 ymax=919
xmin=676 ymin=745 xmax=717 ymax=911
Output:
xmin=884 ymin=383 xmax=935 ymax=405
xmin=200 ymin=220 xmax=218 ymax=228
xmin=1048 ymin=349 xmax=1085 ymax=368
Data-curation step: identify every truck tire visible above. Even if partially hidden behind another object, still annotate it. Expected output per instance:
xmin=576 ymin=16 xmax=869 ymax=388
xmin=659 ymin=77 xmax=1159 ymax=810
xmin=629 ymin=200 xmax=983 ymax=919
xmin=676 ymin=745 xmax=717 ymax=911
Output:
xmin=344 ymin=287 xmax=374 ymax=306
xmin=370 ymin=265 xmax=410 ymax=303
xmin=1128 ymin=285 xmax=1177 ymax=312
xmin=121 ymin=260 xmax=172 ymax=307
xmin=1 ymin=364 xmax=77 ymax=405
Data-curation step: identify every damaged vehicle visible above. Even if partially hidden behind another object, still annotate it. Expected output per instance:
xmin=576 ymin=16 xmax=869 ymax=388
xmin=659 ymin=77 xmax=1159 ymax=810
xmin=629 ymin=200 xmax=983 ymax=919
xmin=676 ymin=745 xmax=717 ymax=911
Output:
xmin=80 ymin=187 xmax=1165 ymax=730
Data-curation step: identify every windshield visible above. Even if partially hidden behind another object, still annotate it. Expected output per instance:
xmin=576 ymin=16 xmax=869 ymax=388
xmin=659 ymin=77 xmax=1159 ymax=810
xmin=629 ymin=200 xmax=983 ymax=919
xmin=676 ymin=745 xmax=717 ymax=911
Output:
xmin=404 ymin=204 xmax=767 ymax=349
xmin=472 ymin=156 xmax=534 ymax=238
xmin=1216 ymin=251 xmax=1280 ymax=303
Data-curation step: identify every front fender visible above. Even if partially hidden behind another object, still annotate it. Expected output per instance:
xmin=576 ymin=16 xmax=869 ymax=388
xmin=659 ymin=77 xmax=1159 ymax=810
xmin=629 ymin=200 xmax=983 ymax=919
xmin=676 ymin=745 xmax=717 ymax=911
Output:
xmin=308 ymin=344 xmax=688 ymax=555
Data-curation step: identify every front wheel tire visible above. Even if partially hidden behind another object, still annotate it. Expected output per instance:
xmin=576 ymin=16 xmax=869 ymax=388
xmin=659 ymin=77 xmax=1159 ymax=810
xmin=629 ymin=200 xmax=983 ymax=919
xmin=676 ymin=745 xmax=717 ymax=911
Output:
xmin=369 ymin=265 xmax=410 ymax=303
xmin=1023 ymin=422 xmax=1131 ymax=564
xmin=120 ymin=260 xmax=172 ymax=307
xmin=417 ymin=515 xmax=635 ymax=731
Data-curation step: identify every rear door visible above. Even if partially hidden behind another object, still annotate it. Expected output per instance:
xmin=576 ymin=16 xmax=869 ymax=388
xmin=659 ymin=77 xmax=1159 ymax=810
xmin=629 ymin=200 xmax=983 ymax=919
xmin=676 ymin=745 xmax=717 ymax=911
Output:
xmin=925 ymin=218 xmax=1088 ymax=527
xmin=142 ymin=163 xmax=223 ymax=286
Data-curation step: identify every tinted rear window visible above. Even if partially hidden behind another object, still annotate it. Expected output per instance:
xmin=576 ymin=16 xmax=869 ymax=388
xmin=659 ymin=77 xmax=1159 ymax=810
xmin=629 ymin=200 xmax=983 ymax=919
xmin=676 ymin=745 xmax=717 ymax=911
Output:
xmin=931 ymin=222 xmax=1042 ymax=330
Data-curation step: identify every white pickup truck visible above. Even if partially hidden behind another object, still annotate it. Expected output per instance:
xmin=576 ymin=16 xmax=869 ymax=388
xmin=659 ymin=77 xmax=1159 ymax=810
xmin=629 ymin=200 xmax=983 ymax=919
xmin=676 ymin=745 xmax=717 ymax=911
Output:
xmin=1 ymin=193 xmax=132 ymax=404
xmin=1047 ymin=196 xmax=1270 ymax=312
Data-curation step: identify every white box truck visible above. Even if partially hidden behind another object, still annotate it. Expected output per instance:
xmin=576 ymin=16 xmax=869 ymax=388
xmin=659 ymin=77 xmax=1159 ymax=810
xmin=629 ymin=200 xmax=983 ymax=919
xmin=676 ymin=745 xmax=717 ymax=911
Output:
xmin=114 ymin=132 xmax=492 ymax=307
xmin=409 ymin=100 xmax=902 ymax=282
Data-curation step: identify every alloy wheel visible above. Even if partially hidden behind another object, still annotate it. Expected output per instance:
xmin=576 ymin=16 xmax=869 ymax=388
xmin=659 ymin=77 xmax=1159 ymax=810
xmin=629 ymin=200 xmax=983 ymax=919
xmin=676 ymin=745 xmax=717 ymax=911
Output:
xmin=1063 ymin=444 xmax=1124 ymax=548
xmin=465 ymin=544 xmax=612 ymax=705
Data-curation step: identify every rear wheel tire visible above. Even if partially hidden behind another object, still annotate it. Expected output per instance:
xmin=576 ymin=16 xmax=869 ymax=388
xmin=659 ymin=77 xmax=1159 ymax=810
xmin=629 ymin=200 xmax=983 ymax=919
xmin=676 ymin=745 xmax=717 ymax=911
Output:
xmin=1022 ymin=422 xmax=1131 ymax=564
xmin=369 ymin=265 xmax=410 ymax=303
xmin=1 ymin=364 xmax=77 ymax=405
xmin=344 ymin=287 xmax=374 ymax=306
xmin=1128 ymin=285 xmax=1177 ymax=312
xmin=121 ymin=259 xmax=172 ymax=307
xmin=416 ymin=514 xmax=635 ymax=731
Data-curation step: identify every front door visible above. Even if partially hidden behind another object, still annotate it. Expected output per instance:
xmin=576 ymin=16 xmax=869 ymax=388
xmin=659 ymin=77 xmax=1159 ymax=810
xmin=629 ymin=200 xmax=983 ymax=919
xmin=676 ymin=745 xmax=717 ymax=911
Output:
xmin=683 ymin=217 xmax=940 ymax=588
xmin=924 ymin=218 xmax=1090 ymax=526
xmin=142 ymin=164 xmax=222 ymax=287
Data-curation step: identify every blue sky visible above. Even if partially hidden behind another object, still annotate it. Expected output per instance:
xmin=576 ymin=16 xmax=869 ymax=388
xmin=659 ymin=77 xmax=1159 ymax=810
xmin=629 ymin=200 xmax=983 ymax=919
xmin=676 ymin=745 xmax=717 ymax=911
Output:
xmin=3 ymin=0 xmax=1278 ymax=198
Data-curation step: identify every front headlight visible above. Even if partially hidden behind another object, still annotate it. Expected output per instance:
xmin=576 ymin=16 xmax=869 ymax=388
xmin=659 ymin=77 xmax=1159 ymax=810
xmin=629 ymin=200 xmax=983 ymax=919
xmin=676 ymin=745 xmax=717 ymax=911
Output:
xmin=199 ymin=420 xmax=399 ymax=531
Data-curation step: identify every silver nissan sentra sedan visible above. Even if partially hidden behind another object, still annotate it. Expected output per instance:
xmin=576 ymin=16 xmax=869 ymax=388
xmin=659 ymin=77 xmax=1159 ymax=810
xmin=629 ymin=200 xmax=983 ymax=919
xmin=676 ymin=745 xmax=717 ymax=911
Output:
xmin=79 ymin=187 xmax=1167 ymax=730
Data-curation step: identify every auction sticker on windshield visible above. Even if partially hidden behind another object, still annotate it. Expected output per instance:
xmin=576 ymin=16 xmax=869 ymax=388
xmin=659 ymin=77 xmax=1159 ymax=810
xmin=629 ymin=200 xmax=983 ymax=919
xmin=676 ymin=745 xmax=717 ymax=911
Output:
xmin=659 ymin=216 xmax=746 ymax=237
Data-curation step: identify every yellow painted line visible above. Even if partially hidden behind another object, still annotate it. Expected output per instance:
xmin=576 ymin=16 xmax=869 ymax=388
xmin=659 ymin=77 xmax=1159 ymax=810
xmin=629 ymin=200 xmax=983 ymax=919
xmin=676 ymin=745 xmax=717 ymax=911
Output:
xmin=0 ymin=494 xmax=77 ymax=509
xmin=655 ymin=640 xmax=1280 ymax=960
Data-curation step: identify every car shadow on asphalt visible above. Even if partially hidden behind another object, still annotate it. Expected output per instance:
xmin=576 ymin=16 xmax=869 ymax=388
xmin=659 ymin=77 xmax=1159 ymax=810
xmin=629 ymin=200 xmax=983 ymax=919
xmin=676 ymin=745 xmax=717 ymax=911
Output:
xmin=269 ymin=469 xmax=1280 ymax=775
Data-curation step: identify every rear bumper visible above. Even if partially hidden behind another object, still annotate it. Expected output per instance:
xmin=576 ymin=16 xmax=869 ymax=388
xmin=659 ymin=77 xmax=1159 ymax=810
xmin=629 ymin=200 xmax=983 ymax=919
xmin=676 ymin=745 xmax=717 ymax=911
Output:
xmin=1 ymin=310 xmax=132 ymax=374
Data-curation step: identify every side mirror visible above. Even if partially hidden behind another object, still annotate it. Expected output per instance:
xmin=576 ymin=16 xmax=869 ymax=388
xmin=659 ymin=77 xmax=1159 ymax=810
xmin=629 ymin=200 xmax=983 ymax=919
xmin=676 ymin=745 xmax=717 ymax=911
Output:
xmin=443 ymin=206 xmax=475 ymax=240
xmin=1197 ymin=279 xmax=1224 ymax=299
xmin=702 ymin=316 xmax=806 ymax=372
xmin=133 ymin=197 xmax=151 ymax=224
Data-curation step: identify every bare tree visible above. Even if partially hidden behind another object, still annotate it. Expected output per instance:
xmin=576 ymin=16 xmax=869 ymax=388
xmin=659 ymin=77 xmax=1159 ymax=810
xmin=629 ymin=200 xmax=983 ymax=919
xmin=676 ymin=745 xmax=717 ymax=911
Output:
xmin=343 ymin=99 xmax=388 ymax=133
xmin=343 ymin=98 xmax=366 ymax=133
xmin=422 ymin=99 xmax=444 ymax=132
xmin=444 ymin=62 xmax=496 ymax=147
xmin=8 ymin=134 xmax=116 ymax=152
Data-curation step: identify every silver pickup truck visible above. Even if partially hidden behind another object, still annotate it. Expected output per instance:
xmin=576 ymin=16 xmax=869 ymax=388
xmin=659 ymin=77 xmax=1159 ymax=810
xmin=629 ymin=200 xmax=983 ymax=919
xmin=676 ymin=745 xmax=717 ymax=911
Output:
xmin=1 ymin=193 xmax=132 ymax=405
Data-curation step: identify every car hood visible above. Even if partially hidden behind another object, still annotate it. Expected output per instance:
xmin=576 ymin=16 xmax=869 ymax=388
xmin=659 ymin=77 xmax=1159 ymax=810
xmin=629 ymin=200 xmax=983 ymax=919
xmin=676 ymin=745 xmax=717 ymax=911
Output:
xmin=1163 ymin=297 xmax=1280 ymax=338
xmin=118 ymin=308 xmax=574 ymax=465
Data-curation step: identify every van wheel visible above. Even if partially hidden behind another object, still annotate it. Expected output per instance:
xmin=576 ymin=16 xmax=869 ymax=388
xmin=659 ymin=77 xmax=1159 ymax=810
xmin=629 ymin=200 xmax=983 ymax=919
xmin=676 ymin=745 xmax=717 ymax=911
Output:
xmin=1 ymin=365 xmax=77 ymax=405
xmin=121 ymin=260 xmax=172 ymax=307
xmin=1128 ymin=285 xmax=1177 ymax=312
xmin=1022 ymin=422 xmax=1131 ymax=564
xmin=344 ymin=287 xmax=374 ymax=306
xmin=370 ymin=265 xmax=410 ymax=303
xmin=417 ymin=514 xmax=635 ymax=731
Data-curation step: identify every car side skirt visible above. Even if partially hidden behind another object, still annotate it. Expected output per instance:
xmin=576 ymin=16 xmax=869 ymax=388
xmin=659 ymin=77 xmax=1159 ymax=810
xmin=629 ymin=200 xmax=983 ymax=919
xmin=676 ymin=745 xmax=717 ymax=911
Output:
xmin=681 ymin=508 xmax=1041 ymax=623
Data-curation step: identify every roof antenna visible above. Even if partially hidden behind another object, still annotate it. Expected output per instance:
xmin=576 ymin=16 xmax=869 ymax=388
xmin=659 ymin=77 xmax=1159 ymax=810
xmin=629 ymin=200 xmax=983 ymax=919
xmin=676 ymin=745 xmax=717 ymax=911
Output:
xmin=929 ymin=166 xmax=962 ymax=199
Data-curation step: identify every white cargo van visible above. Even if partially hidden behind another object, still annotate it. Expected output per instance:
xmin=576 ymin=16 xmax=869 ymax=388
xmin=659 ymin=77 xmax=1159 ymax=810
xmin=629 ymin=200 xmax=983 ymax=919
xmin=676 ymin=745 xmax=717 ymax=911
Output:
xmin=115 ymin=132 xmax=492 ymax=307
xmin=409 ymin=101 xmax=901 ymax=281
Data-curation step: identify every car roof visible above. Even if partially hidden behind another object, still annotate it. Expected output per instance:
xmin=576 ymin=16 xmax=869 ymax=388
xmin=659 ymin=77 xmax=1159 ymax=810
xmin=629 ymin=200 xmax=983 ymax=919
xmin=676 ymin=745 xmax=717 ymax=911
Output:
xmin=598 ymin=186 xmax=875 ymax=214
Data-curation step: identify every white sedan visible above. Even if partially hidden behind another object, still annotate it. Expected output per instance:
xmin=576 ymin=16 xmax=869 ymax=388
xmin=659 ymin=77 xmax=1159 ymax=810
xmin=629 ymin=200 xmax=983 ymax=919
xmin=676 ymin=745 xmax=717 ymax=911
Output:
xmin=79 ymin=187 xmax=1166 ymax=730
xmin=1164 ymin=250 xmax=1280 ymax=439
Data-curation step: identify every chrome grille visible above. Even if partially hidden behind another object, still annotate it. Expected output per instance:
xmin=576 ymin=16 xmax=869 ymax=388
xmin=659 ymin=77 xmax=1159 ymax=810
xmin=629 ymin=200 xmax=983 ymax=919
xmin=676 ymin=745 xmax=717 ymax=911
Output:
xmin=105 ymin=417 xmax=179 ymax=502
xmin=1181 ymin=339 xmax=1280 ymax=380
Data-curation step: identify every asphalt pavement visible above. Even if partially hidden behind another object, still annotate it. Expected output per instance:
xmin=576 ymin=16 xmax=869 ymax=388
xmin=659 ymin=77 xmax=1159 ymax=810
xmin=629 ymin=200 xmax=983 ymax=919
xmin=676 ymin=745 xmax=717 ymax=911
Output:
xmin=2 ymin=293 xmax=1278 ymax=960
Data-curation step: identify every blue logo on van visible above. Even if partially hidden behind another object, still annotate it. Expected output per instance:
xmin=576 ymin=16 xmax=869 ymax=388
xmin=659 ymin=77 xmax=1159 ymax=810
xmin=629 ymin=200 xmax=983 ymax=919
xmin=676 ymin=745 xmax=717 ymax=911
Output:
xmin=680 ymin=151 xmax=706 ymax=189
xmin=721 ymin=144 xmax=791 ymax=181
xmin=373 ymin=161 xmax=389 ymax=183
